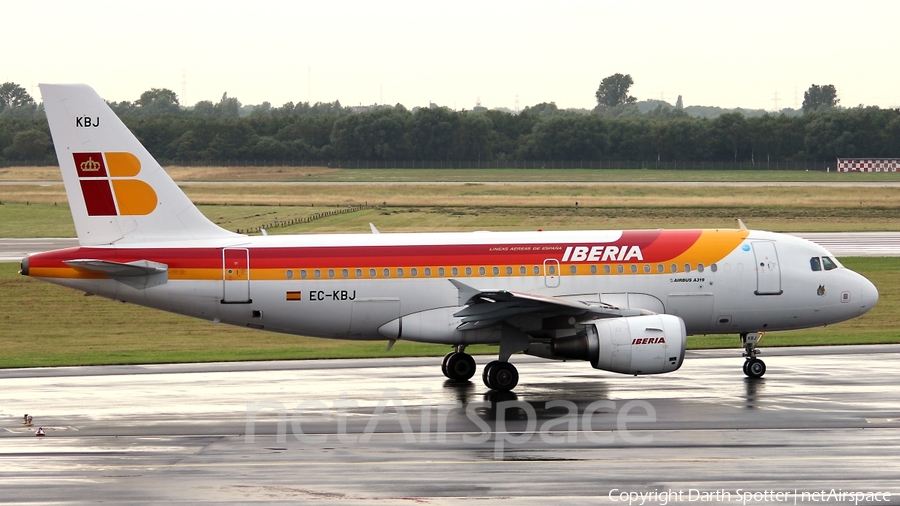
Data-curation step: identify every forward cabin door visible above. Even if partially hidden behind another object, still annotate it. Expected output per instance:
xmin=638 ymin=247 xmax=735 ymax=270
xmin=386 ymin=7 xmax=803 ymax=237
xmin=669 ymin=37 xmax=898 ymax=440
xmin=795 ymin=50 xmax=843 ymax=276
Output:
xmin=222 ymin=248 xmax=252 ymax=303
xmin=752 ymin=241 xmax=782 ymax=295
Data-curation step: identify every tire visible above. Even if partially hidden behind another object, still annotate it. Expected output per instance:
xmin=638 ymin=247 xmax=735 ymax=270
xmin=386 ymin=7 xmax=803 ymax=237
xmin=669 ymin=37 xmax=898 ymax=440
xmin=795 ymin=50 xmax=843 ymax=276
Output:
xmin=482 ymin=360 xmax=499 ymax=388
xmin=446 ymin=352 xmax=476 ymax=381
xmin=487 ymin=362 xmax=519 ymax=391
xmin=441 ymin=352 xmax=454 ymax=379
xmin=745 ymin=358 xmax=766 ymax=379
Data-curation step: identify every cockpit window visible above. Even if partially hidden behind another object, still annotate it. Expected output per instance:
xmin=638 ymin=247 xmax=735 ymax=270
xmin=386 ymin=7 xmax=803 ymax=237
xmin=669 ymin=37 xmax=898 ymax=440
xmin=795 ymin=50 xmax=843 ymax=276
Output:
xmin=822 ymin=256 xmax=838 ymax=271
xmin=810 ymin=257 xmax=822 ymax=271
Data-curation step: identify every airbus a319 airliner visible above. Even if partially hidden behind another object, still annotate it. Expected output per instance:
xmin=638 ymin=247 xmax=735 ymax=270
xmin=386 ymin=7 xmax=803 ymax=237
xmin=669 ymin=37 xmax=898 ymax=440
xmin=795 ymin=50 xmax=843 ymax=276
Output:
xmin=22 ymin=84 xmax=878 ymax=391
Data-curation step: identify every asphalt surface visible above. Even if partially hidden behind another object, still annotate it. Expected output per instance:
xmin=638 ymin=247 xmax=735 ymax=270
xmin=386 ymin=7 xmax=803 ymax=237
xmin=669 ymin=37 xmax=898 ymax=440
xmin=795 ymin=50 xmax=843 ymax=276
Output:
xmin=2 ymin=233 xmax=899 ymax=262
xmin=1 ymin=346 xmax=899 ymax=504
xmin=0 ymin=238 xmax=79 ymax=262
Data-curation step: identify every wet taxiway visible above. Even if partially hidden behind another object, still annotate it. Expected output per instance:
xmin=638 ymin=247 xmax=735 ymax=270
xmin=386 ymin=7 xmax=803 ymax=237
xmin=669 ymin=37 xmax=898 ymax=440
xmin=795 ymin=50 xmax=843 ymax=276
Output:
xmin=2 ymin=346 xmax=899 ymax=504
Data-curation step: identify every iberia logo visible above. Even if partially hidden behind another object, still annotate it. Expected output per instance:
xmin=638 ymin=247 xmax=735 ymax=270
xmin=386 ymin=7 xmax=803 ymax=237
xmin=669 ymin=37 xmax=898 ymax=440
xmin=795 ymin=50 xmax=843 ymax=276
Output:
xmin=73 ymin=152 xmax=158 ymax=216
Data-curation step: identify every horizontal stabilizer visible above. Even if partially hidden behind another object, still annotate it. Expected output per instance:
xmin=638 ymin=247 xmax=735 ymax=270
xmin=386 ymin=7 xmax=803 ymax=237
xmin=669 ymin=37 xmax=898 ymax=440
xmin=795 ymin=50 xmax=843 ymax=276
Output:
xmin=64 ymin=259 xmax=168 ymax=277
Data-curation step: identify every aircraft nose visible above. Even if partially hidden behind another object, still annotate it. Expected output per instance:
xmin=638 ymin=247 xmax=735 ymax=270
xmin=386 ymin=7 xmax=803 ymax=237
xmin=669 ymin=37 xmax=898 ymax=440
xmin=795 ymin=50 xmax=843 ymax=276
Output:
xmin=858 ymin=275 xmax=879 ymax=316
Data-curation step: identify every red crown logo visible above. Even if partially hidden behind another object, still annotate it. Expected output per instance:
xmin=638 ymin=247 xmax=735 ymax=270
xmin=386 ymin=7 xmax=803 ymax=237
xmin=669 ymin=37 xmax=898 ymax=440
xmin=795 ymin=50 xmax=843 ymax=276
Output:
xmin=80 ymin=157 xmax=102 ymax=172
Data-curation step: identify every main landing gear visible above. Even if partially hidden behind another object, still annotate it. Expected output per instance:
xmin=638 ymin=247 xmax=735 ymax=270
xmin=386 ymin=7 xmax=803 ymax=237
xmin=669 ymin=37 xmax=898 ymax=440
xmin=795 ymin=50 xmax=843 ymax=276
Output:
xmin=741 ymin=332 xmax=767 ymax=379
xmin=440 ymin=346 xmax=521 ymax=392
xmin=482 ymin=360 xmax=518 ymax=391
xmin=442 ymin=345 xmax=476 ymax=382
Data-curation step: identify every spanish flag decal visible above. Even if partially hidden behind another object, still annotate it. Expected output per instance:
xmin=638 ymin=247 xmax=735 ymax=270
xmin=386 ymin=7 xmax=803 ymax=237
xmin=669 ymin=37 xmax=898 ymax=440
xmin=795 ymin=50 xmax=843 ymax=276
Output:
xmin=286 ymin=291 xmax=302 ymax=301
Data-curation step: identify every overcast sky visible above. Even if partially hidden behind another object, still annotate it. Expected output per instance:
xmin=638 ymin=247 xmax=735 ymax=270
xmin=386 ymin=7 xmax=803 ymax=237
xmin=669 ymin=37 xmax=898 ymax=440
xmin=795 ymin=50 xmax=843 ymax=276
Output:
xmin=6 ymin=1 xmax=899 ymax=111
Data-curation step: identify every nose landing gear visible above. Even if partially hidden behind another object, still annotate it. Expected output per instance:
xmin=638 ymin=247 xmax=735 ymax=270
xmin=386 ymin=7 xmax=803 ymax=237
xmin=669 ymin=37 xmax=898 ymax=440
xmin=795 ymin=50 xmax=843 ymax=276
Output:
xmin=741 ymin=332 xmax=766 ymax=379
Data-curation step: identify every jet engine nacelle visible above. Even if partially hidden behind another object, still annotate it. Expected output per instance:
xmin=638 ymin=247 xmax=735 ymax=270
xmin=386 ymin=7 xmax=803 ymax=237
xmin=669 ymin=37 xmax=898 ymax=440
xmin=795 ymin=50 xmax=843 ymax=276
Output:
xmin=551 ymin=314 xmax=686 ymax=375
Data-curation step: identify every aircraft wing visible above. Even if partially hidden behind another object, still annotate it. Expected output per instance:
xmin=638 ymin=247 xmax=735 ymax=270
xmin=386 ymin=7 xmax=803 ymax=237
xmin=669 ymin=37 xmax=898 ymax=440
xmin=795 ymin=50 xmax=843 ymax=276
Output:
xmin=449 ymin=279 xmax=645 ymax=331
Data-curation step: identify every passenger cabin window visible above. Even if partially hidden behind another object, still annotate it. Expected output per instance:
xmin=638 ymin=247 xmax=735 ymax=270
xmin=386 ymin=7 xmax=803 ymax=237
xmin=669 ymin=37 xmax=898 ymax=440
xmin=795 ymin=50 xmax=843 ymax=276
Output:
xmin=822 ymin=257 xmax=838 ymax=271
xmin=810 ymin=257 xmax=822 ymax=271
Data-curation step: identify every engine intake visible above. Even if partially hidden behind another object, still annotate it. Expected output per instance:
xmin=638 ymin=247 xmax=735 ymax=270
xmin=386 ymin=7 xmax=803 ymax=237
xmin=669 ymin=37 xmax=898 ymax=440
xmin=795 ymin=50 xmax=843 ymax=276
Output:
xmin=551 ymin=314 xmax=686 ymax=375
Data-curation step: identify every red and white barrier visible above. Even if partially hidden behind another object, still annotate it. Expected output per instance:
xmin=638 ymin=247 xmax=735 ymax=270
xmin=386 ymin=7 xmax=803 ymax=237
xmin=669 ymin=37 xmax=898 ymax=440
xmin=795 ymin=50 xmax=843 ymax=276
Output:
xmin=837 ymin=158 xmax=900 ymax=172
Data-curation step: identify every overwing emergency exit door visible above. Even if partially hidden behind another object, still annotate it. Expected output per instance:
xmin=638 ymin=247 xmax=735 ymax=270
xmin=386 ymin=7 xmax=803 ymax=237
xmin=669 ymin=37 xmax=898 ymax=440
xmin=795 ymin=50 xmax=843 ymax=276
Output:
xmin=544 ymin=258 xmax=560 ymax=288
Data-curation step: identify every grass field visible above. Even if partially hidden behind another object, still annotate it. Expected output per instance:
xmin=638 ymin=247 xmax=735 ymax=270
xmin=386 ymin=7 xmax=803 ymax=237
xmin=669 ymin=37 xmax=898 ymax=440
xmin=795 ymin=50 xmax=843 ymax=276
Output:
xmin=0 ymin=257 xmax=895 ymax=368
xmin=4 ymin=202 xmax=900 ymax=238
xmin=3 ymin=176 xmax=900 ymax=236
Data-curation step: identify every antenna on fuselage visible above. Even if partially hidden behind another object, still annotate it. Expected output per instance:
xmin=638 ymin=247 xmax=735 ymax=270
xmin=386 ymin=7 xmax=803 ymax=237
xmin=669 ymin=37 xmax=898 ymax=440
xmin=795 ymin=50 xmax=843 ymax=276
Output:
xmin=737 ymin=219 xmax=748 ymax=230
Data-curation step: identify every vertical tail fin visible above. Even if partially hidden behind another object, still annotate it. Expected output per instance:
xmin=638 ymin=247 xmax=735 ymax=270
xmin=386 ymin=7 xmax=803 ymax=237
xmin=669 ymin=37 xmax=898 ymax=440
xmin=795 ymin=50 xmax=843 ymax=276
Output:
xmin=40 ymin=83 xmax=240 ymax=246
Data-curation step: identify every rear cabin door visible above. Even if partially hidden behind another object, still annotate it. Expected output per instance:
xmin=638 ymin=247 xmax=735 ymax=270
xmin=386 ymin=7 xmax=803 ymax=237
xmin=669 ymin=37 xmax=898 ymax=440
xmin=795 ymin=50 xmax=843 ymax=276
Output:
xmin=222 ymin=248 xmax=252 ymax=303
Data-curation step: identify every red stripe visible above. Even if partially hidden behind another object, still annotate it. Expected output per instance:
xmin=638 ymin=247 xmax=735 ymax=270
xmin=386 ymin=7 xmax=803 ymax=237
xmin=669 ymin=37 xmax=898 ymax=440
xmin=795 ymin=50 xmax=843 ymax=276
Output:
xmin=27 ymin=231 xmax=710 ymax=270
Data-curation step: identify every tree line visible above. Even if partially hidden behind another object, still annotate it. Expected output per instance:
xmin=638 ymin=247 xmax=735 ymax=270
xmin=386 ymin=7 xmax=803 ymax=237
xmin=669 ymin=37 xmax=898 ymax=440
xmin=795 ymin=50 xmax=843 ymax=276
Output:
xmin=2 ymin=81 xmax=899 ymax=166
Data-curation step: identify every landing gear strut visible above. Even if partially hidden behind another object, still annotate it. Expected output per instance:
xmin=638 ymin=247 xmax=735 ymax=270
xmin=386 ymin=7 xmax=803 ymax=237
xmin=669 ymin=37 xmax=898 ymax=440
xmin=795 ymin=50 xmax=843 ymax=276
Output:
xmin=442 ymin=345 xmax=476 ymax=382
xmin=741 ymin=332 xmax=766 ymax=379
